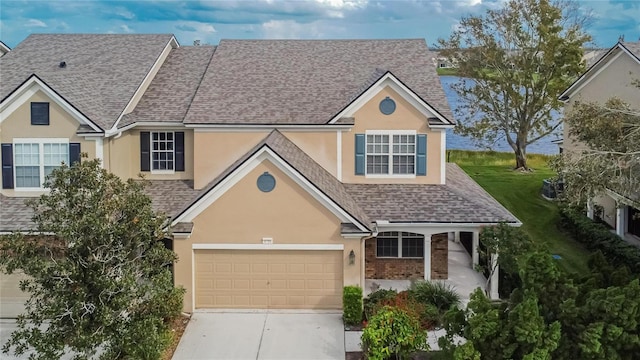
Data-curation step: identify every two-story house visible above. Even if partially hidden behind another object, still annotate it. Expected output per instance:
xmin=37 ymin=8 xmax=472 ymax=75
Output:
xmin=559 ymin=41 xmax=640 ymax=241
xmin=0 ymin=34 xmax=519 ymax=316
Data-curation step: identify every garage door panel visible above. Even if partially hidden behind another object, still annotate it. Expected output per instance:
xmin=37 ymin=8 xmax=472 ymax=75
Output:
xmin=195 ymin=250 xmax=342 ymax=309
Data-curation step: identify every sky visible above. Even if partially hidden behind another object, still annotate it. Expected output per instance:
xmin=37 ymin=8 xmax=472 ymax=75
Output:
xmin=0 ymin=0 xmax=638 ymax=49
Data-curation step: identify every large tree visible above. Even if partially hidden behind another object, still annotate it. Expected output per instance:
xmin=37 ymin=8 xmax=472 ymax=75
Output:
xmin=0 ymin=157 xmax=184 ymax=359
xmin=438 ymin=0 xmax=590 ymax=169
xmin=552 ymin=88 xmax=640 ymax=207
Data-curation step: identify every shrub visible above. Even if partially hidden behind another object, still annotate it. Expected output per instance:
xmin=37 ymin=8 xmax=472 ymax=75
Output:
xmin=364 ymin=288 xmax=398 ymax=320
xmin=343 ymin=286 xmax=363 ymax=325
xmin=559 ymin=206 xmax=640 ymax=274
xmin=361 ymin=306 xmax=428 ymax=360
xmin=409 ymin=281 xmax=461 ymax=314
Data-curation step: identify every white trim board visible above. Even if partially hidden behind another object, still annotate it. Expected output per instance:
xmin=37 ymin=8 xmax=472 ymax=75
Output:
xmin=329 ymin=72 xmax=454 ymax=127
xmin=192 ymin=244 xmax=344 ymax=251
xmin=0 ymin=76 xmax=102 ymax=133
xmin=171 ymin=145 xmax=370 ymax=233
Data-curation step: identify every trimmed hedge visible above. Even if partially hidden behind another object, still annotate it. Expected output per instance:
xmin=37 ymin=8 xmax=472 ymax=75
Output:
xmin=559 ymin=206 xmax=640 ymax=273
xmin=343 ymin=286 xmax=363 ymax=325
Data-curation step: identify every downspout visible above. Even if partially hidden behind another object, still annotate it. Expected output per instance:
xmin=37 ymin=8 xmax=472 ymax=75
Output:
xmin=359 ymin=223 xmax=379 ymax=293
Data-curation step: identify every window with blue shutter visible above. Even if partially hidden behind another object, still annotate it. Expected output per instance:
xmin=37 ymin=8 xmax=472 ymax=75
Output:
xmin=1 ymin=144 xmax=14 ymax=189
xmin=140 ymin=132 xmax=151 ymax=171
xmin=69 ymin=143 xmax=81 ymax=166
xmin=355 ymin=134 xmax=365 ymax=175
xmin=416 ymin=134 xmax=427 ymax=176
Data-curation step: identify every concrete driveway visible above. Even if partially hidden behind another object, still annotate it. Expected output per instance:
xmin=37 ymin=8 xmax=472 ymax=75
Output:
xmin=172 ymin=311 xmax=344 ymax=360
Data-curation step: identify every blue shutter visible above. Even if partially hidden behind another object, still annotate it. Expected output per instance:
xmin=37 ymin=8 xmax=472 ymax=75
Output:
xmin=175 ymin=132 xmax=185 ymax=172
xmin=355 ymin=134 xmax=365 ymax=175
xmin=1 ymin=144 xmax=13 ymax=189
xmin=140 ymin=132 xmax=150 ymax=171
xmin=416 ymin=134 xmax=427 ymax=176
xmin=69 ymin=143 xmax=81 ymax=166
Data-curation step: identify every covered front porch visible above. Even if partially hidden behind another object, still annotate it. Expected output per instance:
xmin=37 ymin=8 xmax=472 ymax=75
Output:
xmin=362 ymin=228 xmax=497 ymax=303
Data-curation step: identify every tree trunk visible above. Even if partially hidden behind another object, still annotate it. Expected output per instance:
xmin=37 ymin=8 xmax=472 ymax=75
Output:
xmin=514 ymin=141 xmax=528 ymax=170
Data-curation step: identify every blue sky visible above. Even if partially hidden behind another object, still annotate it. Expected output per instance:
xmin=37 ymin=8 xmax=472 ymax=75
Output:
xmin=1 ymin=0 xmax=638 ymax=49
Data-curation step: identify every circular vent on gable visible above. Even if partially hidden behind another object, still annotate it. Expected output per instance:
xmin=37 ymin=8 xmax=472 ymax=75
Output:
xmin=379 ymin=97 xmax=396 ymax=115
xmin=257 ymin=172 xmax=276 ymax=192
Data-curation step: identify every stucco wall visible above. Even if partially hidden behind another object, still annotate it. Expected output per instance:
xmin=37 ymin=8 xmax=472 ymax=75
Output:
xmin=563 ymin=51 xmax=640 ymax=152
xmin=342 ymin=86 xmax=443 ymax=184
xmin=192 ymin=131 xmax=270 ymax=189
xmin=594 ymin=194 xmax=617 ymax=229
xmin=106 ymin=129 xmax=194 ymax=181
xmin=0 ymin=90 xmax=96 ymax=196
xmin=281 ymin=131 xmax=338 ymax=178
xmin=173 ymin=159 xmax=362 ymax=312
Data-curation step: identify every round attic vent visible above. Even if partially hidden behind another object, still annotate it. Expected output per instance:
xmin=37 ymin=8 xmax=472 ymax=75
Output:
xmin=257 ymin=172 xmax=276 ymax=192
xmin=379 ymin=97 xmax=396 ymax=115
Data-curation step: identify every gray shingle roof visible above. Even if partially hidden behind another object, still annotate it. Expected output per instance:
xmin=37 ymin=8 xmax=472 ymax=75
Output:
xmin=0 ymin=195 xmax=34 ymax=232
xmin=344 ymin=163 xmax=519 ymax=224
xmin=120 ymin=46 xmax=216 ymax=127
xmin=0 ymin=34 xmax=175 ymax=130
xmin=184 ymin=39 xmax=454 ymax=125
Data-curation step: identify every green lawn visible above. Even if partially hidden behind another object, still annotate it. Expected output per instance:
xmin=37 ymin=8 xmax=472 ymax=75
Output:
xmin=436 ymin=67 xmax=459 ymax=76
xmin=448 ymin=150 xmax=590 ymax=274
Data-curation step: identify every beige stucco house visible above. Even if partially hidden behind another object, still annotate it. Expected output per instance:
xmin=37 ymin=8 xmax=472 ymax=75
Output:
xmin=559 ymin=41 xmax=640 ymax=240
xmin=0 ymin=34 xmax=519 ymax=316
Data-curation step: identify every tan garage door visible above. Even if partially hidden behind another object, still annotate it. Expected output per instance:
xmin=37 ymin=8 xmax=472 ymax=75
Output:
xmin=195 ymin=250 xmax=343 ymax=309
xmin=0 ymin=271 xmax=29 ymax=318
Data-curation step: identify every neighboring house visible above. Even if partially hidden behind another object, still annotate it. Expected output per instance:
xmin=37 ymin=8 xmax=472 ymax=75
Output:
xmin=0 ymin=41 xmax=10 ymax=57
xmin=0 ymin=34 xmax=519 ymax=316
xmin=559 ymin=41 xmax=640 ymax=240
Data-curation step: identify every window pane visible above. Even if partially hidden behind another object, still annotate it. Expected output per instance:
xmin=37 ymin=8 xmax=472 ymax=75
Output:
xmin=16 ymin=166 xmax=40 ymax=188
xmin=393 ymin=155 xmax=415 ymax=174
xmin=151 ymin=132 xmax=175 ymax=171
xmin=402 ymin=234 xmax=425 ymax=258
xmin=376 ymin=234 xmax=399 ymax=257
xmin=367 ymin=155 xmax=389 ymax=174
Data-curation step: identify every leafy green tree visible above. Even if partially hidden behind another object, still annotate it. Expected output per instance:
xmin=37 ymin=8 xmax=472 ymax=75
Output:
xmin=438 ymin=0 xmax=590 ymax=169
xmin=361 ymin=306 xmax=428 ymax=360
xmin=441 ymin=250 xmax=640 ymax=359
xmin=477 ymin=223 xmax=534 ymax=297
xmin=552 ymin=90 xmax=640 ymax=207
xmin=0 ymin=157 xmax=184 ymax=359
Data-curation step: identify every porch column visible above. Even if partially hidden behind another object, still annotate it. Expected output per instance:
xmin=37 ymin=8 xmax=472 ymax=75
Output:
xmin=586 ymin=198 xmax=594 ymax=220
xmin=472 ymin=231 xmax=480 ymax=267
xmin=424 ymin=236 xmax=432 ymax=281
xmin=454 ymin=231 xmax=460 ymax=244
xmin=616 ymin=204 xmax=626 ymax=237
xmin=490 ymin=254 xmax=499 ymax=299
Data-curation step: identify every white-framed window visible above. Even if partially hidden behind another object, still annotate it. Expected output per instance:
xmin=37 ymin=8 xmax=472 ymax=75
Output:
xmin=13 ymin=139 xmax=68 ymax=190
xmin=376 ymin=231 xmax=425 ymax=258
xmin=151 ymin=131 xmax=174 ymax=172
xmin=366 ymin=131 xmax=416 ymax=176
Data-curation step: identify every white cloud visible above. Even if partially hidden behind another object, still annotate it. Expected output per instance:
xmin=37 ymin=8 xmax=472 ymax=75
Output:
xmin=313 ymin=0 xmax=368 ymax=10
xmin=196 ymin=23 xmax=216 ymax=33
xmin=115 ymin=7 xmax=135 ymax=20
xmin=120 ymin=24 xmax=134 ymax=33
xmin=261 ymin=19 xmax=324 ymax=39
xmin=25 ymin=19 xmax=47 ymax=28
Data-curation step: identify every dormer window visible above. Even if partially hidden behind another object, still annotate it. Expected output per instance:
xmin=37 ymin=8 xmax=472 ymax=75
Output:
xmin=354 ymin=131 xmax=427 ymax=177
xmin=30 ymin=102 xmax=50 ymax=125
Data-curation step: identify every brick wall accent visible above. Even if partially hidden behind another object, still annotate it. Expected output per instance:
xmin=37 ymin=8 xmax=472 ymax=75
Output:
xmin=364 ymin=233 xmax=449 ymax=280
xmin=431 ymin=233 xmax=448 ymax=279
xmin=364 ymin=238 xmax=424 ymax=279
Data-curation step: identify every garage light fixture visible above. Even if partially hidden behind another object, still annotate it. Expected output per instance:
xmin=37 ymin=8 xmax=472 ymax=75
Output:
xmin=349 ymin=250 xmax=355 ymax=265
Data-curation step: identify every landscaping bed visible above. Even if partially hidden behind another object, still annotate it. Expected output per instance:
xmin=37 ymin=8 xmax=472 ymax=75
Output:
xmin=161 ymin=314 xmax=190 ymax=360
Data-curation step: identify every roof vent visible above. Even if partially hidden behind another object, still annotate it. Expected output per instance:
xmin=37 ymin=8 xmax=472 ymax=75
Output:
xmin=59 ymin=61 xmax=66 ymax=68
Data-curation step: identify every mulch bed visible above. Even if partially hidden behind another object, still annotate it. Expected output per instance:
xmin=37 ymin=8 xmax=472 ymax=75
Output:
xmin=161 ymin=314 xmax=191 ymax=360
